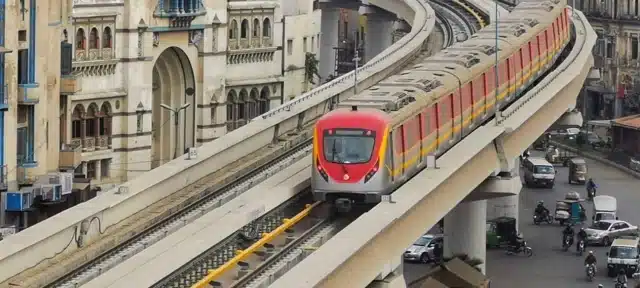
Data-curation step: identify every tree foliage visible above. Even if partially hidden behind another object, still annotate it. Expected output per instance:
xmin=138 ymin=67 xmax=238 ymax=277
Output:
xmin=305 ymin=52 xmax=320 ymax=85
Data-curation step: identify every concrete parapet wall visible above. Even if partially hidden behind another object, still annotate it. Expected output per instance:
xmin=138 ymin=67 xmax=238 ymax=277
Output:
xmin=0 ymin=0 xmax=436 ymax=285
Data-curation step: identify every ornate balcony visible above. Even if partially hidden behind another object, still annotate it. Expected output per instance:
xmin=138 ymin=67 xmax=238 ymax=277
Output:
xmin=229 ymin=39 xmax=239 ymax=50
xmin=71 ymin=138 xmax=82 ymax=147
xmin=82 ymin=137 xmax=95 ymax=151
xmin=263 ymin=37 xmax=272 ymax=47
xmin=239 ymin=39 xmax=250 ymax=49
xmin=96 ymin=135 xmax=111 ymax=149
xmin=251 ymin=38 xmax=261 ymax=48
xmin=59 ymin=144 xmax=82 ymax=170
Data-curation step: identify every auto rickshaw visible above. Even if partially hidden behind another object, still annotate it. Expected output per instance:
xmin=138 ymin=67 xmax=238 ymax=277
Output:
xmin=486 ymin=216 xmax=517 ymax=248
xmin=567 ymin=158 xmax=588 ymax=184
xmin=554 ymin=191 xmax=586 ymax=225
xmin=545 ymin=146 xmax=576 ymax=166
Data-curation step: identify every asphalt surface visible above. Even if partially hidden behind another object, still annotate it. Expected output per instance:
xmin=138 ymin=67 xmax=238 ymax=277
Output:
xmin=404 ymin=151 xmax=640 ymax=287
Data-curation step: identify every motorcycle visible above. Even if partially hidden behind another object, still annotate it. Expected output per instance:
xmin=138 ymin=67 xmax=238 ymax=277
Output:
xmin=533 ymin=211 xmax=553 ymax=225
xmin=577 ymin=239 xmax=586 ymax=256
xmin=587 ymin=184 xmax=598 ymax=201
xmin=615 ymin=282 xmax=628 ymax=288
xmin=585 ymin=264 xmax=595 ymax=282
xmin=562 ymin=235 xmax=572 ymax=252
xmin=506 ymin=241 xmax=533 ymax=257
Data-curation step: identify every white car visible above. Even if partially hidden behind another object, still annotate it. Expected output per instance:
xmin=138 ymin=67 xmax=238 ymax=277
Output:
xmin=585 ymin=220 xmax=640 ymax=246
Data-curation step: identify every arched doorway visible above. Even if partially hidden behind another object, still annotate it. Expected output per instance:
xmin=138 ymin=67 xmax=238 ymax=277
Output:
xmin=151 ymin=47 xmax=196 ymax=168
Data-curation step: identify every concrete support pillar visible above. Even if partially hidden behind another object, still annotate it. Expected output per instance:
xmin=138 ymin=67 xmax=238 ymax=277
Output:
xmin=320 ymin=8 xmax=340 ymax=81
xmin=487 ymin=195 xmax=519 ymax=228
xmin=364 ymin=15 xmax=394 ymax=62
xmin=444 ymin=200 xmax=487 ymax=273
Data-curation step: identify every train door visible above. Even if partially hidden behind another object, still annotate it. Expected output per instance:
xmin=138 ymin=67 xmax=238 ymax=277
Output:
xmin=402 ymin=117 xmax=420 ymax=174
xmin=391 ymin=129 xmax=404 ymax=181
xmin=435 ymin=98 xmax=451 ymax=153
xmin=460 ymin=82 xmax=473 ymax=136
xmin=421 ymin=109 xmax=432 ymax=158
xmin=496 ymin=60 xmax=508 ymax=107
xmin=484 ymin=69 xmax=497 ymax=116
xmin=416 ymin=114 xmax=424 ymax=168
xmin=451 ymin=91 xmax=461 ymax=142
xmin=514 ymin=50 xmax=523 ymax=93
xmin=529 ymin=37 xmax=539 ymax=76
xmin=472 ymin=76 xmax=485 ymax=122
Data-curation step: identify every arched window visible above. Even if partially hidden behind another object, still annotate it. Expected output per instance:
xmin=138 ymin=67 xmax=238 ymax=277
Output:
xmin=71 ymin=105 xmax=85 ymax=140
xmin=249 ymin=88 xmax=259 ymax=118
xmin=259 ymin=87 xmax=270 ymax=114
xmin=76 ymin=28 xmax=86 ymax=50
xmin=89 ymin=28 xmax=99 ymax=49
xmin=252 ymin=19 xmax=260 ymax=37
xmin=241 ymin=19 xmax=249 ymax=39
xmin=62 ymin=29 xmax=68 ymax=42
xmin=262 ymin=18 xmax=271 ymax=37
xmin=102 ymin=27 xmax=112 ymax=48
xmin=98 ymin=102 xmax=112 ymax=148
xmin=229 ymin=20 xmax=238 ymax=39
xmin=86 ymin=104 xmax=99 ymax=137
xmin=238 ymin=89 xmax=248 ymax=123
xmin=226 ymin=90 xmax=237 ymax=131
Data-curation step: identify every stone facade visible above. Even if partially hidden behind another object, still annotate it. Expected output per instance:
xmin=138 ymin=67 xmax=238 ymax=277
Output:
xmin=577 ymin=0 xmax=640 ymax=119
xmin=1 ymin=0 xmax=321 ymax=192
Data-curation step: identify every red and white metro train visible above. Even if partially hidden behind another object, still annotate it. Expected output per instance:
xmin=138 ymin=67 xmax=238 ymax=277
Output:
xmin=312 ymin=0 xmax=571 ymax=209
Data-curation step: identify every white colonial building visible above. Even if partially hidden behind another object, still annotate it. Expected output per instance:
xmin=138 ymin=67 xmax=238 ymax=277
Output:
xmin=61 ymin=0 xmax=321 ymax=188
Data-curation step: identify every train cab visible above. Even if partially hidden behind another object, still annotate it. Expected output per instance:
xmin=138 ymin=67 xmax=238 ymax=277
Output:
xmin=312 ymin=106 xmax=391 ymax=210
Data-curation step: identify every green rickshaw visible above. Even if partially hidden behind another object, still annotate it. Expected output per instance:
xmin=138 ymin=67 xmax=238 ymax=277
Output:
xmin=486 ymin=216 xmax=517 ymax=248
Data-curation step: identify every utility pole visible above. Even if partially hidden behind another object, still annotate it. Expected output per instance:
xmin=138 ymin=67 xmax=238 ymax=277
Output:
xmin=353 ymin=31 xmax=361 ymax=95
xmin=494 ymin=1 xmax=500 ymax=125
xmin=160 ymin=102 xmax=191 ymax=160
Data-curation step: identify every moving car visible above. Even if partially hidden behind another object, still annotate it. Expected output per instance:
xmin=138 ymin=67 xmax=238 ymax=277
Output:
xmin=585 ymin=220 xmax=640 ymax=246
xmin=404 ymin=234 xmax=443 ymax=263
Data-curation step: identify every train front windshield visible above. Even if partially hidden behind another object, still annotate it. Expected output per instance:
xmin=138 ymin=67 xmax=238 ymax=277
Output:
xmin=323 ymin=129 xmax=376 ymax=164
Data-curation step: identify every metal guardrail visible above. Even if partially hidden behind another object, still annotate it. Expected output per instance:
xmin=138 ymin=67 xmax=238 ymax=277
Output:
xmin=193 ymin=202 xmax=321 ymax=288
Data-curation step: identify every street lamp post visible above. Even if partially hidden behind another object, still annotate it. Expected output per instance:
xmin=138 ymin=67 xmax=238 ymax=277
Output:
xmin=353 ymin=31 xmax=361 ymax=95
xmin=160 ymin=102 xmax=191 ymax=160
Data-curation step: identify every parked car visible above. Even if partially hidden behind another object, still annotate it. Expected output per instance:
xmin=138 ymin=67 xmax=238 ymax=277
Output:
xmin=578 ymin=130 xmax=611 ymax=149
xmin=404 ymin=234 xmax=443 ymax=263
xmin=549 ymin=128 xmax=580 ymax=139
xmin=585 ymin=220 xmax=640 ymax=246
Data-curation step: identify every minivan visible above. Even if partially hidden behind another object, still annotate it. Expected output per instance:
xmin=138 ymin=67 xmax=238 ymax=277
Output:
xmin=523 ymin=157 xmax=557 ymax=188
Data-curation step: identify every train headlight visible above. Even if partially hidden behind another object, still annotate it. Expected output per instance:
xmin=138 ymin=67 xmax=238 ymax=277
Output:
xmin=364 ymin=160 xmax=380 ymax=183
xmin=316 ymin=158 xmax=329 ymax=181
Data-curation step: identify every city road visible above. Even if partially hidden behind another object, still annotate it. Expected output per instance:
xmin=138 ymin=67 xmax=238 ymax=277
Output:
xmin=404 ymin=151 xmax=640 ymax=287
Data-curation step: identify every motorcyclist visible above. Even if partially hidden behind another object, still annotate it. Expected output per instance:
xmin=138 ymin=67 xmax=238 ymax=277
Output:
xmin=563 ymin=224 xmax=575 ymax=246
xmin=535 ymin=201 xmax=549 ymax=217
xmin=584 ymin=251 xmax=597 ymax=272
xmin=587 ymin=178 xmax=597 ymax=195
xmin=509 ymin=231 xmax=524 ymax=252
xmin=617 ymin=268 xmax=628 ymax=285
xmin=578 ymin=227 xmax=588 ymax=242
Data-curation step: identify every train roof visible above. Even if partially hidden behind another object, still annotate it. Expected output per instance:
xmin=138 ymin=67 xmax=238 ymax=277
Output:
xmin=337 ymin=0 xmax=566 ymax=128
xmin=338 ymin=85 xmax=428 ymax=113
xmin=318 ymin=106 xmax=391 ymax=124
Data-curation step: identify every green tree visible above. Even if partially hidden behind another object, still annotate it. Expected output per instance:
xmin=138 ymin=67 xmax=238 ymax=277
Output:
xmin=305 ymin=52 xmax=320 ymax=85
